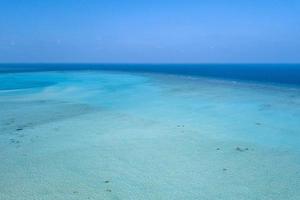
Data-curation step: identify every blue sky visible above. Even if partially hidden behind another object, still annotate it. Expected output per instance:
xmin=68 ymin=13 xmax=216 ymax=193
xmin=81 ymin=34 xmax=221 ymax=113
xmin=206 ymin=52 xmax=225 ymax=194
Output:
xmin=0 ymin=0 xmax=300 ymax=63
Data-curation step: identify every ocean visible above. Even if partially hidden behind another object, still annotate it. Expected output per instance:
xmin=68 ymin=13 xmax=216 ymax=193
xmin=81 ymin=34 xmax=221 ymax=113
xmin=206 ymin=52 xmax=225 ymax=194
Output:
xmin=1 ymin=63 xmax=300 ymax=85
xmin=0 ymin=64 xmax=300 ymax=199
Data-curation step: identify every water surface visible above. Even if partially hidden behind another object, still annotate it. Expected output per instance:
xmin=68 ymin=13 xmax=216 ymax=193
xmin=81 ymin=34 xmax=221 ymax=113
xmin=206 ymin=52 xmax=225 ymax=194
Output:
xmin=0 ymin=69 xmax=300 ymax=200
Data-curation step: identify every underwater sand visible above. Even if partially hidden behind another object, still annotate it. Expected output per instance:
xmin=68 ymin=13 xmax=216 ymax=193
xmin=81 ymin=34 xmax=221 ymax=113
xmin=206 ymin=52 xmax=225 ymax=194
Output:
xmin=0 ymin=71 xmax=300 ymax=200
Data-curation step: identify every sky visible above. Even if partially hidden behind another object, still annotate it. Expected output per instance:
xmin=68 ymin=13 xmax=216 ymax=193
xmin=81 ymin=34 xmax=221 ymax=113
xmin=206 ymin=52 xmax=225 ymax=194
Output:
xmin=0 ymin=0 xmax=300 ymax=63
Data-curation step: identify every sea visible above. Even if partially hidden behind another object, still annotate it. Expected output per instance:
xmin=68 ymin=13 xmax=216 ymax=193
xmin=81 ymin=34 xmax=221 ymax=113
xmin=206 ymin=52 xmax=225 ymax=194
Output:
xmin=0 ymin=64 xmax=300 ymax=200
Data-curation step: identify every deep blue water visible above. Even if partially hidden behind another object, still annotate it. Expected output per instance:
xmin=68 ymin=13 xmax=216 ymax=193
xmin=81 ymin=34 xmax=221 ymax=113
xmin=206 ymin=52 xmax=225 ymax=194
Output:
xmin=0 ymin=63 xmax=300 ymax=86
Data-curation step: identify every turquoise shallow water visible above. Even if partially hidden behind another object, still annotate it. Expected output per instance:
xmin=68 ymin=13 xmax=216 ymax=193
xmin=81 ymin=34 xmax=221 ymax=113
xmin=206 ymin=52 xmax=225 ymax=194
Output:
xmin=0 ymin=71 xmax=300 ymax=199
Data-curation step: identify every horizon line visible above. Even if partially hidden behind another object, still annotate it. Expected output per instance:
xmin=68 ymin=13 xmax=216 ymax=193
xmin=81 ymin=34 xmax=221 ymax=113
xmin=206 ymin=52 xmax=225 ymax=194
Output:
xmin=1 ymin=62 xmax=300 ymax=65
